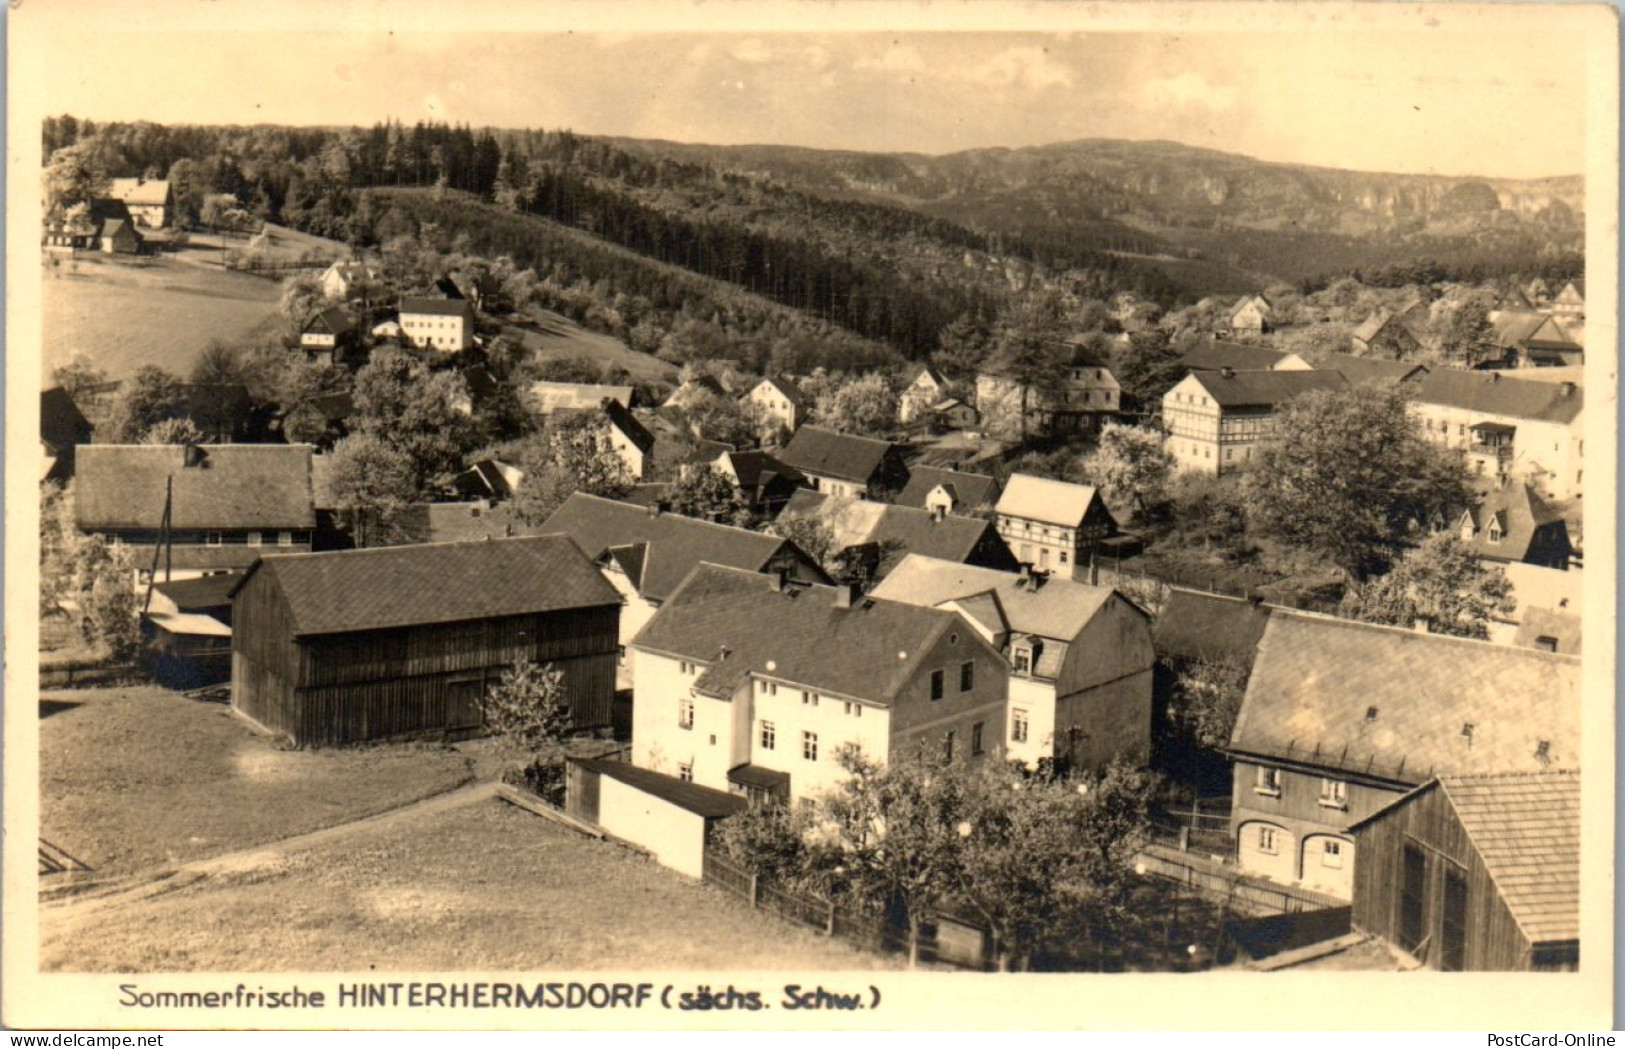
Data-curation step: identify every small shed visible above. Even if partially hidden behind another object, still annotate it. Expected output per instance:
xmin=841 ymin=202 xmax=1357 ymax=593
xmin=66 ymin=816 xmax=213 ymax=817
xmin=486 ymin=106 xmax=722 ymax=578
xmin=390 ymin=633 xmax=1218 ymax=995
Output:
xmin=1349 ymin=770 xmax=1579 ymax=971
xmin=568 ymin=758 xmax=746 ymax=879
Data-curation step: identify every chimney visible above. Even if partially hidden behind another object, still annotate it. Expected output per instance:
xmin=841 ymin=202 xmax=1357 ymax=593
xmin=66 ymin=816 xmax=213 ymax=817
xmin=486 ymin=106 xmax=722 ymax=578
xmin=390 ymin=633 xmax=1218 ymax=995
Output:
xmin=931 ymin=504 xmax=946 ymax=523
xmin=1220 ymin=366 xmax=1236 ymax=379
xmin=771 ymin=567 xmax=788 ymax=592
xmin=1017 ymin=563 xmax=1032 ymax=583
xmin=1560 ymin=381 xmax=1577 ymax=397
xmin=1412 ymin=617 xmax=1432 ymax=634
xmin=834 ymin=582 xmax=859 ymax=609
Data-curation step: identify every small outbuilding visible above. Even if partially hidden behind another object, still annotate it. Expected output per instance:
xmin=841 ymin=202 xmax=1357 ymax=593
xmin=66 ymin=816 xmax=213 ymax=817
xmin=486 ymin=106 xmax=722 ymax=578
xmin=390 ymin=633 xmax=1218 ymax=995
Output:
xmin=567 ymin=757 xmax=745 ymax=879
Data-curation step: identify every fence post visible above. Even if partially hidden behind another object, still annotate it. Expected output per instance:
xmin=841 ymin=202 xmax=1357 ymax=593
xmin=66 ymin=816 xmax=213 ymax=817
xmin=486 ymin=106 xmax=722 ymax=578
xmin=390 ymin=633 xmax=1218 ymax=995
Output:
xmin=1179 ymin=827 xmax=1190 ymax=853
xmin=749 ymin=871 xmax=759 ymax=909
xmin=826 ymin=900 xmax=837 ymax=937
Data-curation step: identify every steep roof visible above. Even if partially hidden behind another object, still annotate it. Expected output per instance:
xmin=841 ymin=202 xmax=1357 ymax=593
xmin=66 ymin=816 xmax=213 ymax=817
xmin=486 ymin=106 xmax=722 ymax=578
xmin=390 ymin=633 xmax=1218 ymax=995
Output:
xmin=715 ymin=450 xmax=805 ymax=492
xmin=752 ymin=375 xmax=808 ymax=410
xmin=541 ymin=492 xmax=808 ymax=602
xmin=603 ymin=399 xmax=656 ymax=454
xmin=392 ymin=501 xmax=543 ymax=544
xmin=1321 ymin=354 xmax=1428 ymax=386
xmin=903 ymin=362 xmax=947 ymax=388
xmin=1177 ymin=340 xmax=1300 ymax=373
xmin=1462 ymin=481 xmax=1567 ymax=562
xmin=1184 ymin=369 xmax=1348 ymax=409
xmin=41 ymin=386 xmax=92 ymax=453
xmin=1353 ymin=771 xmax=1580 ymax=945
xmin=872 ymin=554 xmax=1118 ymax=645
xmin=1351 ymin=309 xmax=1417 ymax=344
xmin=399 ymin=296 xmax=474 ymax=319
xmin=232 ymin=535 xmax=617 ymax=637
xmin=109 ymin=178 xmax=171 ymax=206
xmin=778 ymin=426 xmax=898 ymax=485
xmin=631 ymin=564 xmax=970 ymax=704
xmin=995 ymin=473 xmax=1105 ymax=528
xmin=76 ymin=444 xmax=316 ymax=531
xmin=528 ymin=382 xmax=633 ymax=415
xmin=1513 ymin=606 xmax=1581 ymax=656
xmin=896 ymin=466 xmax=1002 ymax=511
xmin=1153 ymin=589 xmax=1274 ymax=665
xmin=304 ymin=305 xmax=356 ymax=336
xmin=782 ymin=490 xmax=1012 ymax=568
xmin=1492 ymin=312 xmax=1577 ymax=350
xmin=1230 ymin=611 xmax=1579 ymax=785
xmin=1413 ymin=369 xmax=1583 ymax=424
xmin=571 ymin=757 xmax=747 ymax=820
xmin=153 ymin=572 xmax=242 ymax=611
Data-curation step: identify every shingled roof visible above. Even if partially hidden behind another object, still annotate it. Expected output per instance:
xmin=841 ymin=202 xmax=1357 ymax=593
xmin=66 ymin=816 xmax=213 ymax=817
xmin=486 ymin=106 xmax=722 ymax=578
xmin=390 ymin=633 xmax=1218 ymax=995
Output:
xmin=1153 ymin=589 xmax=1274 ymax=665
xmin=1414 ymin=369 xmax=1583 ymax=424
xmin=896 ymin=466 xmax=1002 ymax=511
xmin=230 ymin=535 xmax=617 ymax=637
xmin=995 ymin=473 xmax=1108 ymax=528
xmin=571 ymin=757 xmax=747 ymax=820
xmin=1177 ymin=340 xmax=1302 ymax=373
xmin=1353 ymin=771 xmax=1580 ymax=945
xmin=76 ymin=445 xmax=316 ymax=531
xmin=1183 ymin=369 xmax=1348 ymax=409
xmin=781 ymin=490 xmax=1015 ymax=570
xmin=541 ymin=492 xmax=816 ymax=602
xmin=778 ymin=426 xmax=898 ymax=485
xmin=1459 ymin=481 xmax=1568 ymax=564
xmin=1229 ymin=611 xmax=1579 ymax=786
xmin=631 ymin=563 xmax=978 ymax=703
xmin=400 ymin=296 xmax=474 ymax=320
xmin=1321 ymin=354 xmax=1429 ymax=386
xmin=109 ymin=177 xmax=171 ymax=207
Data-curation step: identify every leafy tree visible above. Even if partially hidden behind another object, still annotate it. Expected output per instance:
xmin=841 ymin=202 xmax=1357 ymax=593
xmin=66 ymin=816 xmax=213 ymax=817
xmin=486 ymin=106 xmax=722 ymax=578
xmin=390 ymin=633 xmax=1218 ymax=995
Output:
xmin=1173 ymin=656 xmax=1249 ymax=751
xmin=989 ymin=299 xmax=1071 ymax=441
xmin=278 ymin=272 xmax=329 ymax=332
xmin=40 ymin=481 xmax=79 ymax=618
xmin=712 ymin=801 xmax=826 ymax=892
xmin=767 ymin=512 xmax=837 ymax=566
xmin=1084 ymin=423 xmax=1174 ymax=519
xmin=931 ymin=314 xmax=992 ymax=383
xmin=668 ymin=464 xmax=749 ymax=524
xmin=1340 ymin=532 xmax=1514 ymax=639
xmin=478 ymin=659 xmax=571 ymax=764
xmin=351 ymin=348 xmax=480 ymax=494
xmin=44 ymin=141 xmax=108 ymax=214
xmin=508 ymin=413 xmax=636 ymax=524
xmin=69 ymin=534 xmax=141 ymax=658
xmin=103 ymin=366 xmax=186 ymax=443
xmin=1440 ymin=299 xmax=1501 ymax=368
xmin=325 ymin=433 xmax=418 ymax=547
xmin=1243 ymin=386 xmax=1471 ymax=579
xmin=51 ymin=356 xmax=108 ymax=397
xmin=141 ymin=417 xmax=208 ymax=445
xmin=818 ymin=373 xmax=899 ymax=437
xmin=187 ymin=341 xmax=251 ymax=441
xmin=1108 ymin=331 xmax=1185 ymax=412
xmin=678 ymin=389 xmax=755 ymax=448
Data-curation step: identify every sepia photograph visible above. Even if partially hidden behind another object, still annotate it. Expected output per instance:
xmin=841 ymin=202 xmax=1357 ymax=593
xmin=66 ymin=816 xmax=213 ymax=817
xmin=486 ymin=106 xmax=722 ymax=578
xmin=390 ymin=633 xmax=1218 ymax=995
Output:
xmin=4 ymin=0 xmax=1617 ymax=1032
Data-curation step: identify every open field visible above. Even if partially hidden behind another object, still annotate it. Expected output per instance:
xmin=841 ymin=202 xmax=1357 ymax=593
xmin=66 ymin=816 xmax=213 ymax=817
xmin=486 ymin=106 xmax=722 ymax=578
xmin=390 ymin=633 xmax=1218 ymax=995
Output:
xmin=505 ymin=305 xmax=678 ymax=384
xmin=41 ymin=254 xmax=282 ymax=382
xmin=41 ymin=796 xmax=899 ymax=972
xmin=40 ymin=685 xmax=489 ymax=875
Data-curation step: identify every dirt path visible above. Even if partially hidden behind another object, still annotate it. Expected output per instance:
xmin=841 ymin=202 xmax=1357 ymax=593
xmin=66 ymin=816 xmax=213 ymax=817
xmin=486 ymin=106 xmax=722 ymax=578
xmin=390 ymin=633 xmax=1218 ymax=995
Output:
xmin=42 ymin=781 xmax=499 ymax=918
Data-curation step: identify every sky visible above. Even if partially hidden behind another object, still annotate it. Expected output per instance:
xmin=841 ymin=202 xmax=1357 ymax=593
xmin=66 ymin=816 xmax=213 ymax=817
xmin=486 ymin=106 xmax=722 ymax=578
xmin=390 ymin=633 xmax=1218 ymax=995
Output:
xmin=24 ymin=4 xmax=1597 ymax=179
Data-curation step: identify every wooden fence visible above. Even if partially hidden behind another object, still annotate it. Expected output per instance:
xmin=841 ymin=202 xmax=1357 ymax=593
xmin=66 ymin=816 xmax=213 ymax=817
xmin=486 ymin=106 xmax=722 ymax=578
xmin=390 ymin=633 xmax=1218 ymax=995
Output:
xmin=1135 ymin=843 xmax=1347 ymax=916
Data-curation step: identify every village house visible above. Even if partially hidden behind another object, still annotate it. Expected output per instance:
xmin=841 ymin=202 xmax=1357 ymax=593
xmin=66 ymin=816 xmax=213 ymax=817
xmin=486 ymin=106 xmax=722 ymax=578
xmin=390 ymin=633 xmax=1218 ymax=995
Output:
xmin=1151 ymin=589 xmax=1274 ymax=670
xmin=1524 ymin=278 xmax=1552 ymax=307
xmin=662 ymin=372 xmax=727 ymax=412
xmin=871 ymin=555 xmax=1154 ymax=771
xmin=777 ymin=425 xmax=910 ymax=501
xmin=41 ymin=386 xmax=93 ymax=483
xmin=602 ymin=400 xmax=656 ymax=481
xmin=399 ymin=290 xmax=475 ymax=353
xmin=529 ymin=381 xmax=633 ymax=416
xmin=1456 ymin=480 xmax=1572 ymax=570
xmin=45 ymin=198 xmax=145 ymax=255
xmin=975 ymin=352 xmax=1122 ymax=440
xmin=1490 ymin=311 xmax=1582 ymax=368
xmin=143 ymin=573 xmax=238 ymax=687
xmin=1320 ymin=354 xmax=1429 ymax=387
xmin=897 ymin=363 xmax=949 ymax=425
xmin=540 ymin=492 xmax=829 ymax=654
xmin=229 ymin=536 xmax=621 ymax=746
xmin=629 ymin=564 xmax=1011 ymax=805
xmin=1492 ymin=561 xmax=1582 ymax=655
xmin=1350 ymin=770 xmax=1579 ymax=971
xmin=778 ymin=489 xmax=1020 ymax=581
xmin=451 ymin=458 xmax=525 ymax=503
xmin=706 ymin=449 xmax=806 ymax=516
xmin=924 ymin=397 xmax=980 ymax=432
xmin=76 ymin=444 xmax=317 ymax=589
xmin=993 ymin=473 xmax=1118 ymax=575
xmin=1550 ymin=279 xmax=1584 ymax=321
xmin=564 ymin=757 xmax=746 ymax=879
xmin=894 ymin=465 xmax=1002 ymax=517
xmin=1412 ymin=370 xmax=1584 ymax=500
xmin=742 ymin=375 xmax=809 ymax=434
xmin=1227 ymin=294 xmax=1274 ymax=336
xmin=1350 ymin=309 xmax=1425 ymax=360
xmin=1161 ymin=368 xmax=1349 ymax=476
xmin=299 ymin=306 xmax=359 ymax=368
xmin=1225 ymin=611 xmax=1578 ymax=900
xmin=1175 ymin=340 xmax=1312 ymax=375
xmin=318 ymin=259 xmax=382 ymax=302
xmin=108 ymin=177 xmax=173 ymax=228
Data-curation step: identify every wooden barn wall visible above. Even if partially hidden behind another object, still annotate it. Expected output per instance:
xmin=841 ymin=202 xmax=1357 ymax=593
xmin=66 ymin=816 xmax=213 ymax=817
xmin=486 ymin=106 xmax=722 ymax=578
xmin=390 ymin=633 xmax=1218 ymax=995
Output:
xmin=294 ymin=650 xmax=617 ymax=746
xmin=1352 ymin=786 xmax=1533 ymax=971
xmin=230 ymin=570 xmax=304 ymax=734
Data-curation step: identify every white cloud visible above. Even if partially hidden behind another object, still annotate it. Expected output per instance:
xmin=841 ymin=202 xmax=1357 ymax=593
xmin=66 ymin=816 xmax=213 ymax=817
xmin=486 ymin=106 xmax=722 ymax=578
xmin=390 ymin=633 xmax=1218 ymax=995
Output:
xmin=968 ymin=46 xmax=1074 ymax=90
xmin=1143 ymin=71 xmax=1237 ymax=111
xmin=855 ymin=43 xmax=926 ymax=73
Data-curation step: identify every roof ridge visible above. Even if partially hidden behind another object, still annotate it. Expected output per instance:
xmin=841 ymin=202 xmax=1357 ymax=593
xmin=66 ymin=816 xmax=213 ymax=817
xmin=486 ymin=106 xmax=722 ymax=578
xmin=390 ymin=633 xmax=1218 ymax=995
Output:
xmin=262 ymin=532 xmax=571 ymax=563
xmin=796 ymin=424 xmax=893 ymax=449
xmin=1268 ymin=607 xmax=1582 ymax=663
xmin=567 ymin=493 xmax=785 ymax=544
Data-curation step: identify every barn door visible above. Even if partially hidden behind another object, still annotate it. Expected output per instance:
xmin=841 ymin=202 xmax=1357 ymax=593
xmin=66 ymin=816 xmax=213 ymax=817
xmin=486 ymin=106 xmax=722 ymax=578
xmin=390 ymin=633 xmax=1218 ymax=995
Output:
xmin=1439 ymin=866 xmax=1468 ymax=971
xmin=445 ymin=673 xmax=487 ymax=732
xmin=1398 ymin=844 xmax=1428 ymax=956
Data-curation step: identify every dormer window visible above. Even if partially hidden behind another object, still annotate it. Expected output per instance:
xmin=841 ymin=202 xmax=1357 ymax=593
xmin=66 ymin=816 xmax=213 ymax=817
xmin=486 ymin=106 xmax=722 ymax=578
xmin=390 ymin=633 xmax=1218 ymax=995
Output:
xmin=1011 ymin=638 xmax=1041 ymax=676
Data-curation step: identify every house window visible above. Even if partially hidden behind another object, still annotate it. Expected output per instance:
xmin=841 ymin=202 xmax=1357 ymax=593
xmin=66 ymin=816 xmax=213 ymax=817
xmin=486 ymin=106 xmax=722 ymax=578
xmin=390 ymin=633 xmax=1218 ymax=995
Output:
xmin=1257 ymin=826 xmax=1278 ymax=854
xmin=678 ymin=698 xmax=694 ymax=730
xmin=760 ymin=721 xmax=776 ymax=750
xmin=802 ymin=691 xmax=817 ymax=706
xmin=1487 ymin=524 xmax=1502 ymax=543
xmin=679 ymin=661 xmax=693 ymax=675
xmin=1059 ymin=551 xmax=1069 ymax=565
xmin=1011 ymin=709 xmax=1029 ymax=743
xmin=1255 ymin=767 xmax=1282 ymax=796
xmin=1535 ymin=636 xmax=1559 ymax=653
xmin=1012 ymin=646 xmax=1032 ymax=676
xmin=206 ymin=532 xmax=223 ymax=547
xmin=1321 ymin=840 xmax=1344 ymax=869
xmin=278 ymin=531 xmax=294 ymax=546
xmin=802 ymin=731 xmax=818 ymax=762
xmin=1319 ymin=779 xmax=1347 ymax=809
xmin=971 ymin=722 xmax=985 ymax=756
xmin=960 ymin=661 xmax=975 ymax=692
xmin=944 ymin=730 xmax=956 ymax=762
xmin=930 ymin=670 xmax=944 ymax=701
xmin=246 ymin=532 xmax=263 ymax=547
xmin=678 ymin=761 xmax=693 ymax=783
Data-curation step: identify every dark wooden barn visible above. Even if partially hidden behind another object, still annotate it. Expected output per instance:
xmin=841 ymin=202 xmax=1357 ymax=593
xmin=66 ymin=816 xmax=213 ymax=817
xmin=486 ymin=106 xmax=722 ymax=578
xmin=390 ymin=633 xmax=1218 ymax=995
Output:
xmin=1350 ymin=770 xmax=1579 ymax=971
xmin=229 ymin=536 xmax=621 ymax=746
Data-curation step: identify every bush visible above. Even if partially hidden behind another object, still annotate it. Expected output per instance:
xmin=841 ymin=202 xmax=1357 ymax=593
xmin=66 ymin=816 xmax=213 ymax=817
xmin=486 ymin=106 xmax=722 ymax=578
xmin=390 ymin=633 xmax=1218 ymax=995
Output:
xmin=506 ymin=756 xmax=567 ymax=806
